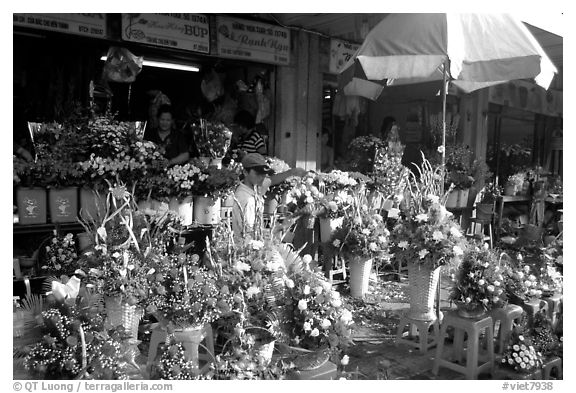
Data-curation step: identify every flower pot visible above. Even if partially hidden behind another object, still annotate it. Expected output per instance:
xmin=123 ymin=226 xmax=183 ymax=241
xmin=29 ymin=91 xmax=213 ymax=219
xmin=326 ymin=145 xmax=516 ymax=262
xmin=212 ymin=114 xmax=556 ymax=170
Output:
xmin=319 ymin=216 xmax=344 ymax=243
xmin=16 ymin=187 xmax=47 ymax=224
xmin=77 ymin=232 xmax=94 ymax=252
xmin=104 ymin=296 xmax=143 ymax=341
xmin=79 ymin=187 xmax=106 ymax=221
xmin=504 ymin=184 xmax=516 ymax=196
xmin=407 ymin=264 xmax=441 ymax=321
xmin=349 ymin=257 xmax=373 ymax=298
xmin=193 ymin=196 xmax=221 ymax=225
xmin=475 ymin=203 xmax=495 ymax=220
xmin=221 ymin=194 xmax=235 ymax=208
xmin=48 ymin=187 xmax=78 ymax=223
xmin=445 ymin=188 xmax=469 ymax=209
xmin=169 ymin=196 xmax=194 ymax=226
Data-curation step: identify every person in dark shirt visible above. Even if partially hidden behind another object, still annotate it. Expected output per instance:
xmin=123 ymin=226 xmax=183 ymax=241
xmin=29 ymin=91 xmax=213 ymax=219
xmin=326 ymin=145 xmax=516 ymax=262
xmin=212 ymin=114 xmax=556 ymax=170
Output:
xmin=143 ymin=104 xmax=190 ymax=166
xmin=232 ymin=110 xmax=267 ymax=155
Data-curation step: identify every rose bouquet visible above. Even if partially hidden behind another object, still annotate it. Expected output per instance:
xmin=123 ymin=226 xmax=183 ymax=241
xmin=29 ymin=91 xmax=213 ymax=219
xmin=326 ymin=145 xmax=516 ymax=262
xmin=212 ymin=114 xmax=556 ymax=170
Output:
xmin=192 ymin=119 xmax=233 ymax=159
xmin=285 ymin=175 xmax=324 ymax=218
xmin=40 ymin=231 xmax=78 ymax=275
xmin=448 ymin=245 xmax=507 ymax=313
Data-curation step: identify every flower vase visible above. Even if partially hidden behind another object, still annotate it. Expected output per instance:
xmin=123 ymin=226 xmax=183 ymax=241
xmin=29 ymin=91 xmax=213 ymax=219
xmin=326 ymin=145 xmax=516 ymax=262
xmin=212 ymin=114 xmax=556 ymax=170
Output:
xmin=79 ymin=187 xmax=106 ymax=221
xmin=407 ymin=264 xmax=441 ymax=321
xmin=193 ymin=196 xmax=221 ymax=225
xmin=209 ymin=157 xmax=222 ymax=169
xmin=349 ymin=257 xmax=373 ymax=298
xmin=456 ymin=302 xmax=487 ymax=319
xmin=16 ymin=187 xmax=47 ymax=225
xmin=172 ymin=325 xmax=208 ymax=366
xmin=169 ymin=196 xmax=194 ymax=226
xmin=48 ymin=187 xmax=78 ymax=223
xmin=319 ymin=216 xmax=344 ymax=243
xmin=264 ymin=195 xmax=278 ymax=215
xmin=104 ymin=296 xmax=143 ymax=341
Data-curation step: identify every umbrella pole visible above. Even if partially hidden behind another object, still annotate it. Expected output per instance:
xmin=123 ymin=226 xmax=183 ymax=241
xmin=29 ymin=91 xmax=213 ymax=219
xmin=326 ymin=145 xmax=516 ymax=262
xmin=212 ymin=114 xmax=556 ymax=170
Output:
xmin=441 ymin=60 xmax=448 ymax=195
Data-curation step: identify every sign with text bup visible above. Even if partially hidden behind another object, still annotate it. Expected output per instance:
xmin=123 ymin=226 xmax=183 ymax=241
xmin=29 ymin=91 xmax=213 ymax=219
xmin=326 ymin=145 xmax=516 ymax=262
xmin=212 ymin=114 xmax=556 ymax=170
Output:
xmin=329 ymin=39 xmax=360 ymax=74
xmin=13 ymin=13 xmax=107 ymax=38
xmin=216 ymin=16 xmax=290 ymax=65
xmin=121 ymin=13 xmax=209 ymax=54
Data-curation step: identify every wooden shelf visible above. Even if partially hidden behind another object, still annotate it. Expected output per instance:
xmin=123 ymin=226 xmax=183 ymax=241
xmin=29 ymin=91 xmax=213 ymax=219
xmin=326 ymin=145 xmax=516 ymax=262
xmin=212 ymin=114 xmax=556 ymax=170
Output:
xmin=13 ymin=221 xmax=85 ymax=235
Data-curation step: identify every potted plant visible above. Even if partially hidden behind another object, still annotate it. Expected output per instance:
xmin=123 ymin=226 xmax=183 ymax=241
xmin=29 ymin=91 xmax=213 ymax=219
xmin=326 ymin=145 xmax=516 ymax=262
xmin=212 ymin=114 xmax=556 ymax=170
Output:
xmin=448 ymin=245 xmax=508 ymax=318
xmin=506 ymin=172 xmax=526 ymax=196
xmin=500 ymin=326 xmax=544 ymax=375
xmin=443 ymin=144 xmax=476 ymax=208
xmin=191 ymin=166 xmax=239 ymax=225
xmin=476 ymin=182 xmax=501 ymax=220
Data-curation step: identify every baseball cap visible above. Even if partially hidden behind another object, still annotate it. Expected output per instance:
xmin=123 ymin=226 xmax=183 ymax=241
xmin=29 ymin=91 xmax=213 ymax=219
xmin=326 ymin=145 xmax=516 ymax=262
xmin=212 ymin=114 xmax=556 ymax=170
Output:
xmin=241 ymin=153 xmax=273 ymax=174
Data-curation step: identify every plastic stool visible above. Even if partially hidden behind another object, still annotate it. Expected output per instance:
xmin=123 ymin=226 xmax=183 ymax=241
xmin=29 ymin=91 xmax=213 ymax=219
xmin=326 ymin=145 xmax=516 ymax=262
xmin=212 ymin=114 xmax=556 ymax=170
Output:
xmin=147 ymin=324 xmax=215 ymax=373
xmin=490 ymin=304 xmax=524 ymax=354
xmin=433 ymin=311 xmax=494 ymax=379
xmin=542 ymin=356 xmax=562 ymax=380
xmin=520 ymin=299 xmax=548 ymax=325
xmin=396 ymin=314 xmax=440 ymax=354
xmin=466 ymin=218 xmax=493 ymax=248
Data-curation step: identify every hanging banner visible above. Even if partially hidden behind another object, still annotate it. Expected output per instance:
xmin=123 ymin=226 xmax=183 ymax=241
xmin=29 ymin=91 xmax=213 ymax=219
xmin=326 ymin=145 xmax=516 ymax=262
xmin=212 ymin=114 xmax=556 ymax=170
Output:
xmin=13 ymin=13 xmax=107 ymax=38
xmin=488 ymin=80 xmax=563 ymax=117
xmin=121 ymin=14 xmax=209 ymax=54
xmin=215 ymin=16 xmax=290 ymax=65
xmin=329 ymin=39 xmax=360 ymax=74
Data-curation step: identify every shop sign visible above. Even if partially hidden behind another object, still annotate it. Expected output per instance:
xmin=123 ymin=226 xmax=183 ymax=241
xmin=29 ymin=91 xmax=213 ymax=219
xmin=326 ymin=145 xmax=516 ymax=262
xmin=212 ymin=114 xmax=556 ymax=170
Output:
xmin=121 ymin=14 xmax=209 ymax=54
xmin=215 ymin=16 xmax=290 ymax=65
xmin=488 ymin=80 xmax=563 ymax=117
xmin=329 ymin=39 xmax=360 ymax=74
xmin=13 ymin=13 xmax=107 ymax=38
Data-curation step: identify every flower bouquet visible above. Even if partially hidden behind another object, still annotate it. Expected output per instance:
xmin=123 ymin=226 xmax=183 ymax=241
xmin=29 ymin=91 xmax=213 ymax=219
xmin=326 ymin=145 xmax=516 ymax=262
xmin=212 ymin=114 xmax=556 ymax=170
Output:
xmin=191 ymin=119 xmax=233 ymax=159
xmin=40 ymin=231 xmax=79 ymax=275
xmin=318 ymin=190 xmax=354 ymax=220
xmin=343 ymin=136 xmax=386 ymax=174
xmin=192 ymin=166 xmax=239 ymax=200
xmin=449 ymin=245 xmax=507 ymax=316
xmin=166 ymin=163 xmax=203 ymax=200
xmin=284 ymin=175 xmax=324 ymax=227
xmin=500 ymin=328 xmax=543 ymax=374
xmin=316 ymin=170 xmax=358 ymax=195
xmin=501 ymin=254 xmax=542 ymax=304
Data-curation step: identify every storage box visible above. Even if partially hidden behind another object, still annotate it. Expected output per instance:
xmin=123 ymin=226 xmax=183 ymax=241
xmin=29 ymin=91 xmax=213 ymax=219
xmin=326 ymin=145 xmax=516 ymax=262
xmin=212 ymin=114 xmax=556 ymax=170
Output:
xmin=49 ymin=187 xmax=78 ymax=223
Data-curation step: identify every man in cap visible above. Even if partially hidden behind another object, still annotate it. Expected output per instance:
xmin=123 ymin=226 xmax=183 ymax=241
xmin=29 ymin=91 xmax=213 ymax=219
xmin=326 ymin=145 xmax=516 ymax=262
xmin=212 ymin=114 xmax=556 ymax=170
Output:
xmin=232 ymin=153 xmax=306 ymax=238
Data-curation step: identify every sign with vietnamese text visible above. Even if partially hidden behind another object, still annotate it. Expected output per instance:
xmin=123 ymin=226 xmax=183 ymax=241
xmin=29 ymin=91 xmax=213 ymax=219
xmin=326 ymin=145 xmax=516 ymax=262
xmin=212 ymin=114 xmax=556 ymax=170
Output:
xmin=216 ymin=16 xmax=290 ymax=65
xmin=329 ymin=39 xmax=360 ymax=74
xmin=122 ymin=14 xmax=209 ymax=54
xmin=13 ymin=13 xmax=107 ymax=38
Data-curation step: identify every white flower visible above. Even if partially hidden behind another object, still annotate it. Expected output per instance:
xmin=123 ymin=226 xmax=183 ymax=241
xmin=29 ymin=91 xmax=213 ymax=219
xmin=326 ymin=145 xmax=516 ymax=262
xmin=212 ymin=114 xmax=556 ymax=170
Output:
xmin=321 ymin=319 xmax=332 ymax=329
xmin=478 ymin=279 xmax=485 ymax=286
xmin=298 ymin=299 xmax=308 ymax=311
xmin=494 ymin=280 xmax=501 ymax=287
xmin=246 ymin=286 xmax=260 ymax=298
xmin=516 ymin=271 xmax=524 ymax=280
xmin=508 ymin=359 xmax=514 ymax=365
xmin=465 ymin=297 xmax=472 ymax=304
xmin=321 ymin=281 xmax=332 ymax=292
xmin=341 ymin=355 xmax=350 ymax=366
xmin=416 ymin=214 xmax=428 ymax=222
xmin=487 ymin=285 xmax=495 ymax=292
xmin=437 ymin=146 xmax=445 ymax=154
xmin=529 ymin=274 xmax=537 ymax=281
xmin=524 ymin=265 xmax=531 ymax=273
xmin=517 ymin=253 xmax=523 ymax=261
xmin=234 ymin=261 xmax=251 ymax=272
xmin=310 ymin=328 xmax=320 ymax=337
xmin=493 ymin=296 xmax=500 ymax=303
xmin=469 ymin=272 xmax=475 ymax=278
xmin=512 ymin=352 xmax=518 ymax=358
xmin=378 ymin=235 xmax=387 ymax=244
xmin=432 ymin=230 xmax=444 ymax=241
xmin=362 ymin=228 xmax=371 ymax=236
xmin=482 ymin=298 xmax=489 ymax=305
xmin=450 ymin=227 xmax=462 ymax=238
xmin=340 ymin=309 xmax=353 ymax=323
xmin=303 ymin=285 xmax=311 ymax=295
xmin=524 ymin=280 xmax=532 ymax=288
xmin=453 ymin=245 xmax=464 ymax=256
xmin=369 ymin=242 xmax=378 ymax=252
xmin=427 ymin=194 xmax=440 ymax=204
xmin=303 ymin=321 xmax=312 ymax=331
xmin=331 ymin=299 xmax=342 ymax=308
xmin=398 ymin=241 xmax=409 ymax=249
xmin=418 ymin=249 xmax=429 ymax=259
xmin=302 ymin=254 xmax=313 ymax=264
xmin=496 ymin=288 xmax=503 ymax=295
xmin=333 ymin=239 xmax=341 ymax=248
xmin=249 ymin=240 xmax=264 ymax=250
xmin=513 ymin=345 xmax=520 ymax=351
xmin=331 ymin=290 xmax=341 ymax=300
xmin=285 ymin=279 xmax=295 ymax=288
xmin=520 ymin=344 xmax=527 ymax=351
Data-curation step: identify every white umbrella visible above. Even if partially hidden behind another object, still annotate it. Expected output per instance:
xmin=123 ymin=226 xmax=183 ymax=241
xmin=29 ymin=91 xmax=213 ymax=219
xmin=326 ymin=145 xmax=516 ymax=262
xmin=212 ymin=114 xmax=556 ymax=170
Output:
xmin=339 ymin=13 xmax=557 ymax=174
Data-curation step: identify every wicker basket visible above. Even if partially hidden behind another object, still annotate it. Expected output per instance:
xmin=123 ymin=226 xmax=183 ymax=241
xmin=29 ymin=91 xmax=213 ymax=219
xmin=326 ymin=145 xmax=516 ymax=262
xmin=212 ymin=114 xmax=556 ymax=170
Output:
xmin=104 ymin=296 xmax=143 ymax=340
xmin=349 ymin=258 xmax=373 ymax=298
xmin=407 ymin=264 xmax=441 ymax=321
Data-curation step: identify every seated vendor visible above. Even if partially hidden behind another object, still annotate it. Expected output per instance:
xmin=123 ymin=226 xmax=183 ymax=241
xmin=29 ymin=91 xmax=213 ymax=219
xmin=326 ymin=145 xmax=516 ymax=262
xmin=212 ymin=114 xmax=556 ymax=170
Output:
xmin=232 ymin=153 xmax=307 ymax=238
xmin=143 ymin=104 xmax=190 ymax=166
